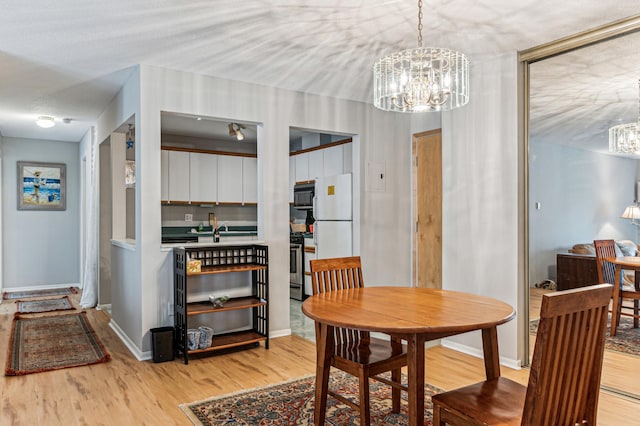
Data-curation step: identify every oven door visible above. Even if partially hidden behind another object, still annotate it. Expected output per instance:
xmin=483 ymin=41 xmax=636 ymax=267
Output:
xmin=290 ymin=244 xmax=304 ymax=300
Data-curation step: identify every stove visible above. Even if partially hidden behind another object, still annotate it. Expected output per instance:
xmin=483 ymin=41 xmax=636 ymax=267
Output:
xmin=290 ymin=233 xmax=305 ymax=300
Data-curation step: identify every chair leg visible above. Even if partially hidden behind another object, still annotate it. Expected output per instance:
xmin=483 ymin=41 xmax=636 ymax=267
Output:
xmin=358 ymin=373 xmax=371 ymax=426
xmin=391 ymin=367 xmax=401 ymax=413
xmin=635 ymin=299 xmax=639 ymax=329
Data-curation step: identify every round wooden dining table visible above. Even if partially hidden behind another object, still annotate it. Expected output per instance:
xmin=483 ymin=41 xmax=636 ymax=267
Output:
xmin=302 ymin=286 xmax=515 ymax=426
xmin=605 ymin=256 xmax=640 ymax=336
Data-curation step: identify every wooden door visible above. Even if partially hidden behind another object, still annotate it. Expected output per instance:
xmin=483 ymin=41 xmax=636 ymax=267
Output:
xmin=413 ymin=130 xmax=442 ymax=288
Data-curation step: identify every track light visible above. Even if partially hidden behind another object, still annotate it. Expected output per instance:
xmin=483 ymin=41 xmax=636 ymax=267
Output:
xmin=228 ymin=123 xmax=246 ymax=141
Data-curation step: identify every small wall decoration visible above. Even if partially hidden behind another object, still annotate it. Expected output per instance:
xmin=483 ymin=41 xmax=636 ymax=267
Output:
xmin=18 ymin=161 xmax=66 ymax=211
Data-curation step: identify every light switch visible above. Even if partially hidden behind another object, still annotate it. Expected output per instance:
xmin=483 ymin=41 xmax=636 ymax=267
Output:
xmin=535 ymin=202 xmax=541 ymax=210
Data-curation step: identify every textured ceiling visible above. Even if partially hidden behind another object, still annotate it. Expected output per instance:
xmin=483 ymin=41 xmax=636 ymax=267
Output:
xmin=0 ymin=1 xmax=639 ymax=145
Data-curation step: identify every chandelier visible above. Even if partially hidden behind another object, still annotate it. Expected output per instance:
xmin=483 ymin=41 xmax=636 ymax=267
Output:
xmin=373 ymin=0 xmax=469 ymax=113
xmin=609 ymin=80 xmax=640 ymax=154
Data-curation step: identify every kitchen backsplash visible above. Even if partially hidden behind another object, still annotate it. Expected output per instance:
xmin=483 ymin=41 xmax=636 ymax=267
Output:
xmin=162 ymin=204 xmax=257 ymax=227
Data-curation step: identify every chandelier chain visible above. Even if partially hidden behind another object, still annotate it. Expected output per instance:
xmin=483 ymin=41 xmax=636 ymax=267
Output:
xmin=417 ymin=0 xmax=423 ymax=48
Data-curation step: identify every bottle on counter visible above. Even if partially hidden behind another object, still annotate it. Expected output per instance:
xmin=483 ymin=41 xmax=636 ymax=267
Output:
xmin=213 ymin=216 xmax=220 ymax=243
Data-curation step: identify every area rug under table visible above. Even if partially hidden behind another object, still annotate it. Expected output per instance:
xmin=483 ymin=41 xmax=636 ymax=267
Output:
xmin=181 ymin=370 xmax=442 ymax=425
xmin=5 ymin=312 xmax=111 ymax=376
xmin=3 ymin=287 xmax=78 ymax=300
xmin=16 ymin=296 xmax=75 ymax=314
xmin=530 ymin=316 xmax=640 ymax=357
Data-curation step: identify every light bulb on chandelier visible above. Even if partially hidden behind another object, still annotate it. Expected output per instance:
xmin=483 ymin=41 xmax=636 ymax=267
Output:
xmin=373 ymin=0 xmax=469 ymax=113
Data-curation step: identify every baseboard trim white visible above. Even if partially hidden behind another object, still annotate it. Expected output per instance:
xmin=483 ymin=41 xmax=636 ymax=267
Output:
xmin=441 ymin=339 xmax=522 ymax=370
xmin=108 ymin=319 xmax=152 ymax=361
xmin=270 ymin=328 xmax=291 ymax=339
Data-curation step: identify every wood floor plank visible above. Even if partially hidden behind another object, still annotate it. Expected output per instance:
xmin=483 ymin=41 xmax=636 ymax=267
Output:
xmin=1 ymin=293 xmax=639 ymax=425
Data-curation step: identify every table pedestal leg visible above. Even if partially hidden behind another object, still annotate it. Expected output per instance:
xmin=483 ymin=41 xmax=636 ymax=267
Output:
xmin=406 ymin=333 xmax=425 ymax=426
xmin=314 ymin=322 xmax=333 ymax=426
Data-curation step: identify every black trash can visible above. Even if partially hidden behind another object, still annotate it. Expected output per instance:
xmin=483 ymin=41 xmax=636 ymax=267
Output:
xmin=150 ymin=326 xmax=175 ymax=363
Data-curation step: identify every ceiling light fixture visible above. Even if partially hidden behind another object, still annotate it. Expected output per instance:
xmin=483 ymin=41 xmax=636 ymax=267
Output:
xmin=228 ymin=123 xmax=246 ymax=141
xmin=609 ymin=80 xmax=640 ymax=154
xmin=36 ymin=116 xmax=55 ymax=128
xmin=373 ymin=0 xmax=469 ymax=113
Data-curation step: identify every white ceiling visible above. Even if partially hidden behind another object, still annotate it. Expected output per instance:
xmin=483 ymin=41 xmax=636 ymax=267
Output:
xmin=0 ymin=1 xmax=638 ymax=145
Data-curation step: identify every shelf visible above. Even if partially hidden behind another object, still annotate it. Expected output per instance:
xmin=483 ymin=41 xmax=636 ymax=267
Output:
xmin=187 ymin=264 xmax=267 ymax=276
xmin=187 ymin=296 xmax=266 ymax=315
xmin=187 ymin=330 xmax=267 ymax=354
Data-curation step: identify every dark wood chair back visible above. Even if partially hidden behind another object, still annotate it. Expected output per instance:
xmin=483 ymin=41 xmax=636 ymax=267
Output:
xmin=432 ymin=283 xmax=613 ymax=426
xmin=310 ymin=256 xmax=364 ymax=295
xmin=310 ymin=256 xmax=369 ymax=351
xmin=593 ymin=239 xmax=617 ymax=285
xmin=522 ymin=283 xmax=612 ymax=424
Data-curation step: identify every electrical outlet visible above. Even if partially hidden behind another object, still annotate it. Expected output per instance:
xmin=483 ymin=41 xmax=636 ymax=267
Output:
xmin=185 ymin=214 xmax=193 ymax=222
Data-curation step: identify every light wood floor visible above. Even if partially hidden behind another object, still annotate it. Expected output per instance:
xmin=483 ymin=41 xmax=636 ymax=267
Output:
xmin=1 ymin=292 xmax=639 ymax=425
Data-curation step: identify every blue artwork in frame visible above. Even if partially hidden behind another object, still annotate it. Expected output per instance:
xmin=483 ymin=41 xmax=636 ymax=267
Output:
xmin=17 ymin=161 xmax=66 ymax=211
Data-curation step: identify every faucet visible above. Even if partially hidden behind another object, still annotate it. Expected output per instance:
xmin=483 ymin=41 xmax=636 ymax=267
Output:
xmin=219 ymin=222 xmax=229 ymax=232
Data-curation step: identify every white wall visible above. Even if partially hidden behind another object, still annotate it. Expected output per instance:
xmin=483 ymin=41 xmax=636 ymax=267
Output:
xmin=529 ymin=141 xmax=639 ymax=285
xmin=2 ymin=137 xmax=80 ymax=289
xmin=94 ymin=64 xmax=428 ymax=355
xmin=441 ymin=52 xmax=521 ymax=366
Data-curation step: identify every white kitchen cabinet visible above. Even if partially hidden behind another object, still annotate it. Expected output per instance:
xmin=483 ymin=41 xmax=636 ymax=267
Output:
xmin=168 ymin=150 xmax=190 ymax=202
xmin=343 ymin=142 xmax=352 ymax=173
xmin=322 ymin=145 xmax=343 ymax=177
xmin=289 ymin=156 xmax=296 ymax=203
xmin=217 ymin=155 xmax=244 ymax=203
xmin=189 ymin=152 xmax=218 ymax=203
xmin=161 ymin=150 xmax=169 ymax=201
xmin=295 ymin=152 xmax=309 ymax=182
xmin=242 ymin=157 xmax=258 ymax=204
xmin=308 ymin=150 xmax=323 ymax=180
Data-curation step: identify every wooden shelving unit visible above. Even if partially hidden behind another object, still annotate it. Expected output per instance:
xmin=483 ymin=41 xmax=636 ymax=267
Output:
xmin=174 ymin=244 xmax=269 ymax=364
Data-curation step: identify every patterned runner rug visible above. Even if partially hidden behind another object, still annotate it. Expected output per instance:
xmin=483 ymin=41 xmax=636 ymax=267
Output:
xmin=181 ymin=370 xmax=442 ymax=425
xmin=16 ymin=296 xmax=75 ymax=314
xmin=3 ymin=287 xmax=78 ymax=300
xmin=530 ymin=316 xmax=640 ymax=357
xmin=5 ymin=312 xmax=110 ymax=376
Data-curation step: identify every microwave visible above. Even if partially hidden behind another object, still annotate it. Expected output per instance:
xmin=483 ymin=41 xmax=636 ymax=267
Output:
xmin=293 ymin=182 xmax=315 ymax=210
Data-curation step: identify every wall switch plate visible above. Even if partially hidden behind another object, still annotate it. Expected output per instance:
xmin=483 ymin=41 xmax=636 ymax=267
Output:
xmin=185 ymin=214 xmax=193 ymax=222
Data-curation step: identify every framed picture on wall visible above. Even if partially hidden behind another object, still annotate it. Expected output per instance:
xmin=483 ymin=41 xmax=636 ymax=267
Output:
xmin=17 ymin=161 xmax=66 ymax=211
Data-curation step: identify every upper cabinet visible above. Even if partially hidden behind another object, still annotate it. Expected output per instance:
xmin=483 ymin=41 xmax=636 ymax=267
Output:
xmin=242 ymin=157 xmax=258 ymax=204
xmin=308 ymin=150 xmax=323 ymax=180
xmin=161 ymin=148 xmax=257 ymax=205
xmin=217 ymin=155 xmax=244 ymax=204
xmin=167 ymin=150 xmax=190 ymax=202
xmin=294 ymin=153 xmax=309 ymax=182
xmin=190 ymin=152 xmax=218 ymax=203
xmin=290 ymin=141 xmax=352 ymax=185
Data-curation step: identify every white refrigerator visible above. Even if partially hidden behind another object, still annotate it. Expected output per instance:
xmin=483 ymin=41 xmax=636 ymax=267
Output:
xmin=313 ymin=173 xmax=353 ymax=259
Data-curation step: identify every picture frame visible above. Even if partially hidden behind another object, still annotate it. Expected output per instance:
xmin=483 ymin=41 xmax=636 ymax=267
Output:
xmin=17 ymin=161 xmax=66 ymax=211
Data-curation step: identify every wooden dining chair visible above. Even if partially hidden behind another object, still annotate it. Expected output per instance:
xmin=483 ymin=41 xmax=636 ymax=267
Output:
xmin=594 ymin=239 xmax=640 ymax=329
xmin=431 ymin=283 xmax=612 ymax=426
xmin=309 ymin=256 xmax=407 ymax=426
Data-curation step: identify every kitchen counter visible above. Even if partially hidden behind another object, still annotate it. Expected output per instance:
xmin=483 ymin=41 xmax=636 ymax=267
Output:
xmin=162 ymin=226 xmax=258 ymax=243
xmin=161 ymin=239 xmax=266 ymax=251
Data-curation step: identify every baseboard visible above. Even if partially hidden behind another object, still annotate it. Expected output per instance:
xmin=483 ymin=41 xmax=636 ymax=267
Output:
xmin=270 ymin=328 xmax=292 ymax=339
xmin=108 ymin=319 xmax=152 ymax=361
xmin=2 ymin=282 xmax=81 ymax=293
xmin=96 ymin=303 xmax=112 ymax=312
xmin=441 ymin=339 xmax=522 ymax=370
